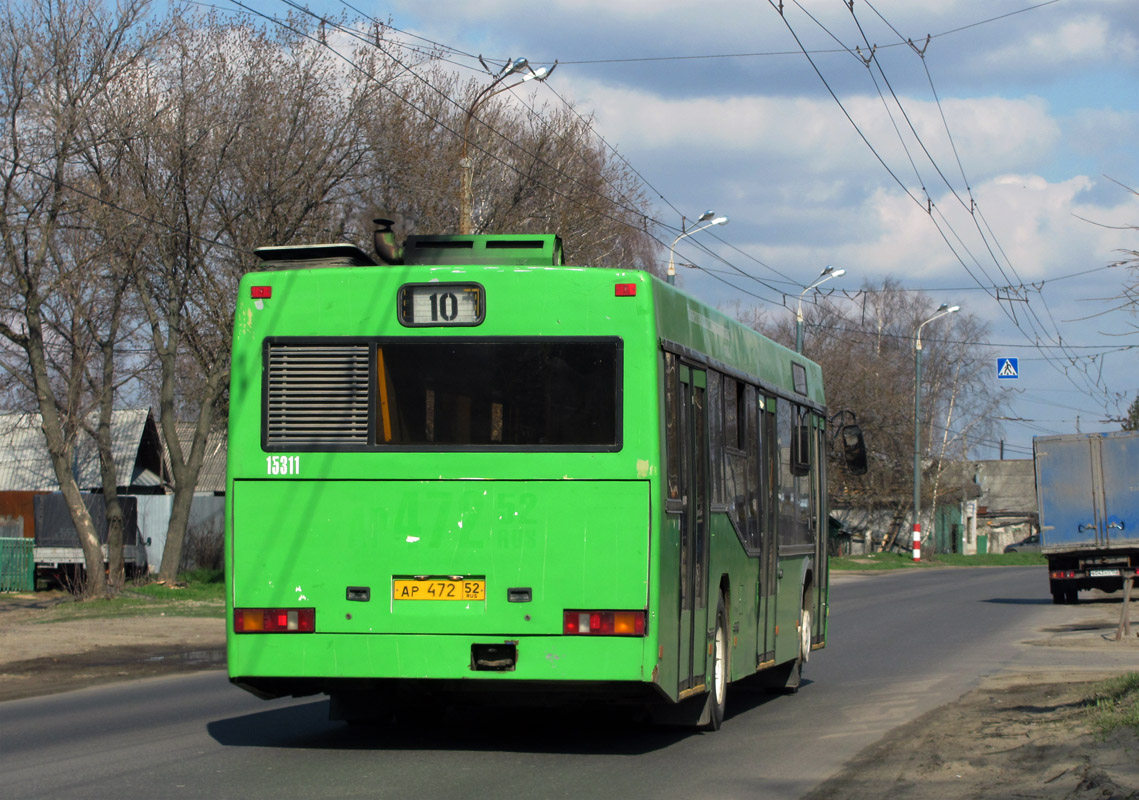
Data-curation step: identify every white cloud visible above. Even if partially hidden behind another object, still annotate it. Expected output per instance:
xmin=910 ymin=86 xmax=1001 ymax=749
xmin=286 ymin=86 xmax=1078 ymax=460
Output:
xmin=566 ymin=77 xmax=1062 ymax=183
xmin=782 ymin=174 xmax=1139 ymax=303
xmin=979 ymin=15 xmax=1139 ymax=72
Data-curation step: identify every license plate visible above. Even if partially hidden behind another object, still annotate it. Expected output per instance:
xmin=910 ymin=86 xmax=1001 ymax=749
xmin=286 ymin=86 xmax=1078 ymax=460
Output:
xmin=393 ymin=578 xmax=486 ymax=601
xmin=1089 ymin=569 xmax=1120 ymax=578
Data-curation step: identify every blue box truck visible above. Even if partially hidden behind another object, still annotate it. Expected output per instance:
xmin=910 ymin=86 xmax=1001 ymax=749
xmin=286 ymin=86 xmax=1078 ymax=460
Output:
xmin=1033 ymin=430 xmax=1139 ymax=604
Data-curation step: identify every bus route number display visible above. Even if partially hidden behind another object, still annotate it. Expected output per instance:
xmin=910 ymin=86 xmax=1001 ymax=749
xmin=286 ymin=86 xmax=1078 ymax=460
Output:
xmin=398 ymin=283 xmax=484 ymax=327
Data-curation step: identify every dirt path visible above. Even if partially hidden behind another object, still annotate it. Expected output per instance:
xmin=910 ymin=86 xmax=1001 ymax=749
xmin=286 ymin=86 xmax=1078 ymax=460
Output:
xmin=806 ymin=675 xmax=1139 ymax=800
xmin=0 ymin=592 xmax=225 ymax=702
xmin=1 ymin=589 xmax=1136 ymax=798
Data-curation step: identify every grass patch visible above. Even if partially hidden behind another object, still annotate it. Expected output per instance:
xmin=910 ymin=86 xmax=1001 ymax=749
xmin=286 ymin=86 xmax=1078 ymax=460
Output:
xmin=21 ymin=571 xmax=225 ymax=623
xmin=1086 ymin=673 xmax=1139 ymax=735
xmin=831 ymin=551 xmax=1046 ymax=570
xmin=933 ymin=552 xmax=1046 ymax=567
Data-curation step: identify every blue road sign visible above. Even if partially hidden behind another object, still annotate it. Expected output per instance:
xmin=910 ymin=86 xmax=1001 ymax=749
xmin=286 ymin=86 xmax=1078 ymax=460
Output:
xmin=997 ymin=357 xmax=1019 ymax=380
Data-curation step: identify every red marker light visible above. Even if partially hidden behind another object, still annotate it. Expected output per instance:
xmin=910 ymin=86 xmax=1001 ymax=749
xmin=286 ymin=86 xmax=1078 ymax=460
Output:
xmin=615 ymin=283 xmax=637 ymax=297
xmin=563 ymin=609 xmax=646 ymax=636
xmin=234 ymin=607 xmax=315 ymax=633
xmin=251 ymin=286 xmax=272 ymax=299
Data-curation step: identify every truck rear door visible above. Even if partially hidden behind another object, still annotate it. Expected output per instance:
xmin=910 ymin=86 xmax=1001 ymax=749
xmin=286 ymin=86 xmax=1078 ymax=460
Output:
xmin=1099 ymin=433 xmax=1139 ymax=548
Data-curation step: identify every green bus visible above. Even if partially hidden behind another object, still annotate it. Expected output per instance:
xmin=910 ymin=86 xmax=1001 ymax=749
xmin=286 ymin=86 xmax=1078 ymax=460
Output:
xmin=226 ymin=230 xmax=865 ymax=729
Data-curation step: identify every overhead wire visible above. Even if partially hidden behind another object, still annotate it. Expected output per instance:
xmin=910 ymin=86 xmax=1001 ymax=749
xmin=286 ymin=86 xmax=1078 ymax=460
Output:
xmin=537 ymin=0 xmax=1066 ymax=66
xmin=766 ymin=0 xmax=1118 ymax=417
xmin=236 ymin=0 xmax=680 ymax=256
xmin=274 ymin=0 xmax=807 ymax=288
xmin=853 ymin=0 xmax=1116 ymax=406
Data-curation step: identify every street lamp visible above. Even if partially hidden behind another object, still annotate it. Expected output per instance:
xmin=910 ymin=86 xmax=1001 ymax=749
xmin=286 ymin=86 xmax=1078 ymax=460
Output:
xmin=666 ymin=210 xmax=728 ymax=285
xmin=459 ymin=57 xmax=556 ymax=235
xmin=795 ymin=265 xmax=845 ymax=354
xmin=912 ymin=303 xmax=960 ymax=561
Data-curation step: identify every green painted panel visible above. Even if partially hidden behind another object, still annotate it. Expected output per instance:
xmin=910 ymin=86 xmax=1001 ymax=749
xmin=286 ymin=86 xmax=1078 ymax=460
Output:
xmin=227 ymin=629 xmax=649 ymax=683
xmin=705 ymin=513 xmax=763 ymax=682
xmin=773 ymin=555 xmax=810 ymax=664
xmin=232 ymin=480 xmax=649 ymax=637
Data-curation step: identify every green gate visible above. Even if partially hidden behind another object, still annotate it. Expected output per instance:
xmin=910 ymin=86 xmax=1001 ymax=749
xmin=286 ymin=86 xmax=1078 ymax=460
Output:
xmin=0 ymin=537 xmax=34 ymax=592
xmin=934 ymin=504 xmax=963 ymax=555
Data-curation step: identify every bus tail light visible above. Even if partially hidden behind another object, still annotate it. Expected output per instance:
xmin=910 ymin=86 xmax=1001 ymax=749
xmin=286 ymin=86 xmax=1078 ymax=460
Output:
xmin=234 ymin=608 xmax=316 ymax=633
xmin=563 ymin=610 xmax=646 ymax=636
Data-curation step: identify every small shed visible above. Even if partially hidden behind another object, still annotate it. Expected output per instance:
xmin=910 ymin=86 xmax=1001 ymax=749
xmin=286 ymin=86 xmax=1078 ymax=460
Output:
xmin=958 ymin=459 xmax=1038 ymax=553
xmin=0 ymin=409 xmax=171 ymax=572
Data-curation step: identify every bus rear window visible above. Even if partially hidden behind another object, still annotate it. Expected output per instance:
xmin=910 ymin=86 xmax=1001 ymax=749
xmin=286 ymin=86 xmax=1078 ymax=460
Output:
xmin=376 ymin=339 xmax=619 ymax=448
xmin=263 ymin=337 xmax=621 ymax=450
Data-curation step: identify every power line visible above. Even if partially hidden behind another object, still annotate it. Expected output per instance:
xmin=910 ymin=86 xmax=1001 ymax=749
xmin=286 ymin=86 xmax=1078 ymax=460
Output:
xmin=765 ymin=0 xmax=1118 ymax=419
xmin=534 ymin=1 xmax=1065 ymax=66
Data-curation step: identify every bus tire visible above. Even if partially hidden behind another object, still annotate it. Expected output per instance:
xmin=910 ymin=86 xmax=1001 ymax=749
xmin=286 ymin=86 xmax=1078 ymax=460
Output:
xmin=767 ymin=604 xmax=809 ymax=694
xmin=799 ymin=607 xmax=812 ymax=665
xmin=783 ymin=606 xmax=810 ymax=693
xmin=702 ymin=594 xmax=729 ymax=731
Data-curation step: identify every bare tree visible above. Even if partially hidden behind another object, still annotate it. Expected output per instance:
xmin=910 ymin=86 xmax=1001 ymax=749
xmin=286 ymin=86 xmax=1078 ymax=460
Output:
xmin=123 ymin=10 xmax=368 ymax=581
xmin=0 ymin=0 xmax=157 ymax=597
xmin=352 ymin=56 xmax=658 ymax=271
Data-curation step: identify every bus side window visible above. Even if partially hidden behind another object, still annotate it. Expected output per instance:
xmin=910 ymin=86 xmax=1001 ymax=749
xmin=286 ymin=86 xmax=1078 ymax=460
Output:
xmin=665 ymin=354 xmax=680 ymax=499
xmin=791 ymin=405 xmax=810 ymax=477
xmin=744 ymin=384 xmax=761 ymax=551
xmin=708 ymin=371 xmax=724 ymax=504
xmin=722 ymin=375 xmax=749 ymax=541
xmin=761 ymin=397 xmax=777 ymax=543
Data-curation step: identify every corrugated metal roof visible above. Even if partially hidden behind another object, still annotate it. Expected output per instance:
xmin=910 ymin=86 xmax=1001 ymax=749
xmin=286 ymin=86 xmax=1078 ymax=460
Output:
xmin=0 ymin=409 xmax=166 ymax=492
xmin=173 ymin=422 xmax=228 ymax=494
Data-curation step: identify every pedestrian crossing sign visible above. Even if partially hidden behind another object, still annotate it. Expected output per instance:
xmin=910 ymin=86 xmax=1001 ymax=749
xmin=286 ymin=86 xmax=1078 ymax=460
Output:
xmin=997 ymin=357 xmax=1019 ymax=380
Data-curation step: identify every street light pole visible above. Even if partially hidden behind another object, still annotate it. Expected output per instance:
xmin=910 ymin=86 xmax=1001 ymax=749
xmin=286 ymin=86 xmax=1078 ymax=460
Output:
xmin=912 ymin=303 xmax=960 ymax=561
xmin=666 ymin=211 xmax=728 ymax=285
xmin=795 ymin=265 xmax=845 ymax=354
xmin=459 ymin=57 xmax=555 ymax=235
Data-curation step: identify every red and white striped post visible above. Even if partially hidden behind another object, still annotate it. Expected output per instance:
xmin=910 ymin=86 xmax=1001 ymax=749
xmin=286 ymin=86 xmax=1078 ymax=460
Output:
xmin=912 ymin=523 xmax=921 ymax=562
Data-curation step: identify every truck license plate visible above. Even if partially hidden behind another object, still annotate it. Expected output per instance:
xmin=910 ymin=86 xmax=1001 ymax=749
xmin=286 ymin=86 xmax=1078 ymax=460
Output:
xmin=1088 ymin=569 xmax=1120 ymax=577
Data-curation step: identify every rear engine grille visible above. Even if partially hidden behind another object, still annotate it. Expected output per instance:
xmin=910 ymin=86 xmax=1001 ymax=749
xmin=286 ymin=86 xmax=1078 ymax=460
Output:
xmin=265 ymin=343 xmax=370 ymax=446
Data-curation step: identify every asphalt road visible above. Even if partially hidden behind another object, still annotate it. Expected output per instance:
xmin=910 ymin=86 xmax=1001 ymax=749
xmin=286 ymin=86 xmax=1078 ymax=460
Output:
xmin=1 ymin=566 xmax=1126 ymax=800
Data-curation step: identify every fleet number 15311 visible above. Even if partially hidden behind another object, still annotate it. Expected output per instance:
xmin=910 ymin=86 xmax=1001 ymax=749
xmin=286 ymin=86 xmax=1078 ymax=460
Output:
xmin=266 ymin=455 xmax=300 ymax=475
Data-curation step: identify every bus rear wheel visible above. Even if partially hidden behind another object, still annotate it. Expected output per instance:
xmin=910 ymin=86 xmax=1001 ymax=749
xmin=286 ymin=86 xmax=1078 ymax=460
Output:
xmin=703 ymin=594 xmax=729 ymax=730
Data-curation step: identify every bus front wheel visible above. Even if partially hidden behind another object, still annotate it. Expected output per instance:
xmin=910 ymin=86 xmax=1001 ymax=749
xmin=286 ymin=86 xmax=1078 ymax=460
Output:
xmin=766 ymin=605 xmax=809 ymax=694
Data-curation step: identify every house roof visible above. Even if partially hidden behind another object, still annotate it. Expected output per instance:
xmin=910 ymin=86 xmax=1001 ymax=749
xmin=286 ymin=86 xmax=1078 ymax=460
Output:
xmin=0 ymin=409 xmax=168 ymax=492
xmin=173 ymin=422 xmax=227 ymax=494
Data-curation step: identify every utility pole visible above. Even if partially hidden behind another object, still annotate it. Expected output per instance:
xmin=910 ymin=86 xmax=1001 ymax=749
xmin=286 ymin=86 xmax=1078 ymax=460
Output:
xmin=913 ymin=303 xmax=959 ymax=561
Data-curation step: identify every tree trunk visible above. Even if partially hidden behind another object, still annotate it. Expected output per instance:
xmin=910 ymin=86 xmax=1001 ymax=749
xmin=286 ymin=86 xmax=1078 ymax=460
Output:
xmin=26 ymin=313 xmax=107 ymax=598
xmin=156 ymin=368 xmax=225 ymax=582
xmin=93 ymin=398 xmax=126 ymax=594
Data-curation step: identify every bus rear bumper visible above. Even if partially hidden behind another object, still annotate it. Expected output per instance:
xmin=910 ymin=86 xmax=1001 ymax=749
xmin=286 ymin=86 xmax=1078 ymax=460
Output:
xmin=228 ymin=631 xmax=656 ymax=701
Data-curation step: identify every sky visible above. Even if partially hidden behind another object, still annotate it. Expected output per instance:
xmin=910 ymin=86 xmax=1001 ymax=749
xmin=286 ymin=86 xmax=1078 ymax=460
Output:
xmin=240 ymin=0 xmax=1138 ymax=460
